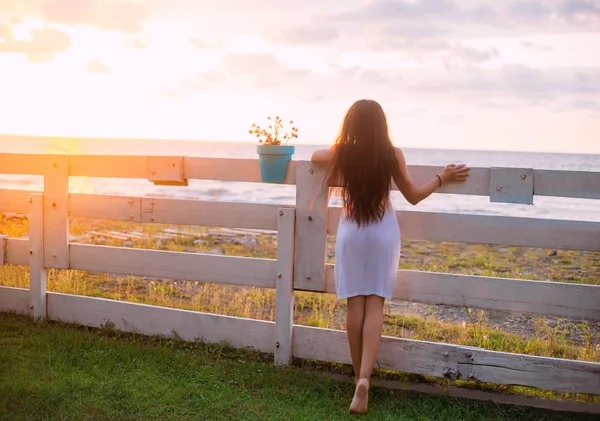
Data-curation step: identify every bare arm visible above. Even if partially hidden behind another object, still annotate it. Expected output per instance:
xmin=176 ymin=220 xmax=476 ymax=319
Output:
xmin=393 ymin=147 xmax=469 ymax=206
xmin=310 ymin=145 xmax=336 ymax=165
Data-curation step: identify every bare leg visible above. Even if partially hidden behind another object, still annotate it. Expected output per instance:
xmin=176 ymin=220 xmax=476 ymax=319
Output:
xmin=359 ymin=295 xmax=385 ymax=379
xmin=346 ymin=296 xmax=365 ymax=383
xmin=349 ymin=295 xmax=385 ymax=414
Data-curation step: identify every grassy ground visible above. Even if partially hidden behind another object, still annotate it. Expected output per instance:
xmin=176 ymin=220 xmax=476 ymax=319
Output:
xmin=1 ymin=216 xmax=599 ymax=405
xmin=1 ymin=313 xmax=596 ymax=421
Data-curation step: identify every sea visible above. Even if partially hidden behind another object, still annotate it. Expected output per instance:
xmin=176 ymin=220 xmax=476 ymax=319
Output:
xmin=1 ymin=136 xmax=599 ymax=222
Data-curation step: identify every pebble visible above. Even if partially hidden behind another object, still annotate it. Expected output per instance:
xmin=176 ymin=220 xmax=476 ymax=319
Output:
xmin=234 ymin=237 xmax=259 ymax=247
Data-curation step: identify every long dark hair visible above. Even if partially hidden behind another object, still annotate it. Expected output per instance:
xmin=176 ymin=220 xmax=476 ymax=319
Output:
xmin=324 ymin=99 xmax=398 ymax=227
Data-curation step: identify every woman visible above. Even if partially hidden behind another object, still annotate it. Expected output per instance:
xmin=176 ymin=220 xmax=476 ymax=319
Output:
xmin=311 ymin=99 xmax=470 ymax=414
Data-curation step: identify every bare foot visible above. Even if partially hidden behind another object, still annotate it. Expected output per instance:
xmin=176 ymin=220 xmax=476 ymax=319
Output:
xmin=349 ymin=377 xmax=369 ymax=414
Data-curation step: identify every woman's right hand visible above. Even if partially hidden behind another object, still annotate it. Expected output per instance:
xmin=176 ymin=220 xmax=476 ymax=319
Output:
xmin=440 ymin=163 xmax=470 ymax=184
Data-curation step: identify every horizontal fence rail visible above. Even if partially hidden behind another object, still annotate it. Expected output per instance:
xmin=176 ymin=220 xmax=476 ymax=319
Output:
xmin=1 ymin=149 xmax=599 ymax=398
xmin=4 ymin=235 xmax=599 ymax=320
xmin=329 ymin=207 xmax=600 ymax=251
xmin=2 ymin=152 xmax=600 ymax=199
xmin=70 ymin=244 xmax=277 ymax=289
xmin=37 ymin=292 xmax=600 ymax=395
xmin=324 ymin=267 xmax=600 ymax=320
xmin=3 ymin=189 xmax=600 ymax=251
xmin=293 ymin=325 xmax=600 ymax=395
xmin=48 ymin=293 xmax=275 ymax=353
xmin=0 ymin=286 xmax=29 ymax=314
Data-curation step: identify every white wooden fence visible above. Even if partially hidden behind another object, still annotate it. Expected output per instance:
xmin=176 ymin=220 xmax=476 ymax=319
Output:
xmin=0 ymin=150 xmax=599 ymax=396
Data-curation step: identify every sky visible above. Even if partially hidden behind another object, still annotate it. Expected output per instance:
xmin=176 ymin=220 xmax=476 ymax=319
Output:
xmin=0 ymin=0 xmax=599 ymax=153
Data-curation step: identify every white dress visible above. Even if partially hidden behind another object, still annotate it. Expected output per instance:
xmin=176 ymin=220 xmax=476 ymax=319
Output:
xmin=335 ymin=205 xmax=401 ymax=301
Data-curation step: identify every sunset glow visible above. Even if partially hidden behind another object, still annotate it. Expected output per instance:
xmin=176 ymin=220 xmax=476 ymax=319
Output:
xmin=1 ymin=1 xmax=599 ymax=153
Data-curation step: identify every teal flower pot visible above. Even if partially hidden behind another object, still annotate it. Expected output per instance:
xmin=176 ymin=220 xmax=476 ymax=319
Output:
xmin=257 ymin=145 xmax=295 ymax=183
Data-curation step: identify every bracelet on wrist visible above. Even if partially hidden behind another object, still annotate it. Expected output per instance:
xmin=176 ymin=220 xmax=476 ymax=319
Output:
xmin=435 ymin=174 xmax=442 ymax=187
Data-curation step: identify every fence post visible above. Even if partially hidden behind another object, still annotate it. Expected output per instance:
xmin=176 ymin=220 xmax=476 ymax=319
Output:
xmin=43 ymin=155 xmax=69 ymax=269
xmin=29 ymin=193 xmax=47 ymax=320
xmin=275 ymin=207 xmax=296 ymax=366
xmin=294 ymin=161 xmax=328 ymax=291
xmin=0 ymin=235 xmax=7 ymax=266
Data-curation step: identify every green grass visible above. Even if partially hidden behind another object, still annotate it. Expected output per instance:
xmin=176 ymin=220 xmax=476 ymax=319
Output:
xmin=0 ymin=313 xmax=596 ymax=421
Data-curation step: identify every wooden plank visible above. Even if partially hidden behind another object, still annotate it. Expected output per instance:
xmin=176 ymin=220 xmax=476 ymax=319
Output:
xmin=185 ymin=157 xmax=297 ymax=184
xmin=141 ymin=197 xmax=279 ymax=229
xmin=324 ymin=266 xmax=600 ymax=320
xmin=402 ymin=166 xmax=489 ymax=196
xmin=2 ymin=149 xmax=599 ymax=199
xmin=148 ymin=156 xmax=186 ymax=184
xmin=69 ymin=155 xmax=149 ymax=178
xmin=70 ymin=194 xmax=142 ymax=222
xmin=69 ymin=244 xmax=277 ymax=288
xmin=294 ymin=161 xmax=328 ymax=291
xmin=0 ymin=286 xmax=30 ymax=315
xmin=5 ymin=238 xmax=29 ymax=265
xmin=275 ymin=207 xmax=295 ymax=366
xmin=327 ymin=208 xmax=600 ymax=251
xmin=0 ymin=189 xmax=32 ymax=214
xmin=29 ymin=194 xmax=46 ymax=319
xmin=535 ymin=170 xmax=600 ymax=200
xmin=293 ymin=325 xmax=600 ymax=395
xmin=70 ymin=155 xmax=298 ymax=183
xmin=327 ymin=373 xmax=600 ymax=415
xmin=0 ymin=153 xmax=48 ymax=175
xmin=43 ymin=156 xmax=69 ymax=268
xmin=47 ymin=293 xmax=274 ymax=353
xmin=490 ymin=168 xmax=533 ymax=205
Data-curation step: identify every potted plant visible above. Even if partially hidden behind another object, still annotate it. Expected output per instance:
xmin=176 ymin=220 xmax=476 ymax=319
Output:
xmin=250 ymin=116 xmax=298 ymax=183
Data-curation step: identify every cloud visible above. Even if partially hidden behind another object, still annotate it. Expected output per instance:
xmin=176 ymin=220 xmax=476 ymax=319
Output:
xmin=221 ymin=53 xmax=281 ymax=75
xmin=0 ymin=21 xmax=11 ymax=40
xmin=86 ymin=59 xmax=111 ymax=74
xmin=404 ymin=64 xmax=600 ymax=105
xmin=0 ymin=26 xmax=71 ymax=62
xmin=123 ymin=37 xmax=148 ymax=49
xmin=570 ymin=99 xmax=600 ymax=112
xmin=158 ymin=70 xmax=226 ymax=98
xmin=438 ymin=113 xmax=467 ymax=125
xmin=360 ymin=70 xmax=393 ymax=85
xmin=271 ymin=26 xmax=338 ymax=45
xmin=43 ymin=0 xmax=151 ymax=33
xmin=519 ymin=40 xmax=553 ymax=51
xmin=559 ymin=0 xmax=600 ymax=16
xmin=160 ymin=53 xmax=312 ymax=98
xmin=509 ymin=1 xmax=550 ymax=21
xmin=446 ymin=44 xmax=499 ymax=66
xmin=268 ymin=0 xmax=600 ymax=51
xmin=339 ymin=0 xmax=492 ymax=22
xmin=188 ymin=37 xmax=223 ymax=50
xmin=220 ymin=53 xmax=309 ymax=88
